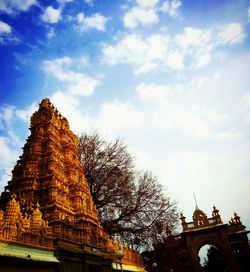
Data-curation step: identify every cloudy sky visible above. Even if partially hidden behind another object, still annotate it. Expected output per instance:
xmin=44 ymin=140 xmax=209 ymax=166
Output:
xmin=0 ymin=0 xmax=250 ymax=231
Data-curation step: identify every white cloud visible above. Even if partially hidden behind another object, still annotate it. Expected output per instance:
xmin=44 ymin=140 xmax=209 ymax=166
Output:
xmin=43 ymin=56 xmax=72 ymax=80
xmin=123 ymin=6 xmax=159 ymax=29
xmin=16 ymin=102 xmax=38 ymax=123
xmin=47 ymin=27 xmax=56 ymax=39
xmin=175 ymin=27 xmax=213 ymax=69
xmin=0 ymin=102 xmax=37 ymax=134
xmin=164 ymin=152 xmax=223 ymax=188
xmin=58 ymin=0 xmax=74 ymax=3
xmin=167 ymin=50 xmax=184 ymax=69
xmin=51 ymin=91 xmax=79 ymax=110
xmin=0 ymin=105 xmax=15 ymax=129
xmin=0 ymin=0 xmax=36 ymax=14
xmin=204 ymin=108 xmax=229 ymax=124
xmin=176 ymin=23 xmax=245 ymax=50
xmin=0 ymin=20 xmax=14 ymax=43
xmin=175 ymin=27 xmax=212 ymax=49
xmin=160 ymin=0 xmax=182 ymax=17
xmin=0 ymin=105 xmax=30 ymax=168
xmin=248 ymin=7 xmax=250 ymax=22
xmin=243 ymin=92 xmax=250 ymax=108
xmin=102 ymin=23 xmax=246 ymax=74
xmin=78 ymin=55 xmax=89 ymax=67
xmin=41 ymin=6 xmax=62 ymax=24
xmin=67 ymin=74 xmax=99 ymax=96
xmin=0 ymin=137 xmax=15 ymax=168
xmin=172 ymin=106 xmax=240 ymax=141
xmin=96 ymin=101 xmax=144 ymax=134
xmin=0 ymin=103 xmax=32 ymax=190
xmin=123 ymin=0 xmax=181 ymax=29
xmin=64 ymin=74 xmax=241 ymax=143
xmin=194 ymin=52 xmax=211 ymax=69
xmin=102 ymin=33 xmax=184 ymax=73
xmin=135 ymin=62 xmax=158 ymax=74
xmin=174 ymin=23 xmax=246 ymax=69
xmin=243 ymin=92 xmax=250 ymax=123
xmin=216 ymin=23 xmax=246 ymax=45
xmin=76 ymin=12 xmax=108 ymax=31
xmin=43 ymin=57 xmax=100 ymax=97
xmin=215 ymin=130 xmax=242 ymax=141
xmin=108 ymin=79 xmax=241 ymax=142
xmin=102 ymin=34 xmax=148 ymax=65
xmin=136 ymin=0 xmax=159 ymax=9
xmin=84 ymin=0 xmax=94 ymax=5
xmin=0 ymin=137 xmax=19 ymax=177
xmin=0 ymin=21 xmax=12 ymax=33
xmin=110 ymin=99 xmax=239 ymax=143
xmin=136 ymin=83 xmax=170 ymax=104
xmin=161 ymin=147 xmax=250 ymax=227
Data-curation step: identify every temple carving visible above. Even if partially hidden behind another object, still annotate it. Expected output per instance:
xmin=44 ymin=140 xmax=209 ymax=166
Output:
xmin=0 ymin=98 xmax=145 ymax=272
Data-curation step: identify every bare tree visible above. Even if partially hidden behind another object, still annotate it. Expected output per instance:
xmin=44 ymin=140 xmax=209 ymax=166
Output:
xmin=78 ymin=132 xmax=179 ymax=249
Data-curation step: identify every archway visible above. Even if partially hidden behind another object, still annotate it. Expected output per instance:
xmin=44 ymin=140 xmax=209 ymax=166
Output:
xmin=161 ymin=206 xmax=250 ymax=271
xmin=198 ymin=243 xmax=227 ymax=272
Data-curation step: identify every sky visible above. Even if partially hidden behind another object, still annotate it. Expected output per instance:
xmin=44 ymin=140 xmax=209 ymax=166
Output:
xmin=0 ymin=0 xmax=250 ymax=233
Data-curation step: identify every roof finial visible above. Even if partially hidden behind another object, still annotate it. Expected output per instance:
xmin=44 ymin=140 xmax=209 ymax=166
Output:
xmin=193 ymin=192 xmax=199 ymax=210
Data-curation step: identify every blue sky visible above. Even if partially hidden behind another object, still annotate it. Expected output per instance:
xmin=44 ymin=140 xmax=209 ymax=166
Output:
xmin=0 ymin=0 xmax=250 ymax=232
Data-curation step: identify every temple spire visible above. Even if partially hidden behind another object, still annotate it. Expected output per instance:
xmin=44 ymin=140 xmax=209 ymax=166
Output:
xmin=193 ymin=192 xmax=199 ymax=210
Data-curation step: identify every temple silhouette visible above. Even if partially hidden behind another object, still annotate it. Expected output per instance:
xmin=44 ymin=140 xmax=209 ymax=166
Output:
xmin=0 ymin=98 xmax=145 ymax=272
xmin=149 ymin=204 xmax=250 ymax=272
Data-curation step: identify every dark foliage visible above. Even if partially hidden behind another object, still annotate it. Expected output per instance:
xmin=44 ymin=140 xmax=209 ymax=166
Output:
xmin=200 ymin=245 xmax=226 ymax=272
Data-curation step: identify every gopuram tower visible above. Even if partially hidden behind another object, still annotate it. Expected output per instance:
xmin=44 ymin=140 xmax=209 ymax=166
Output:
xmin=0 ymin=98 xmax=145 ymax=272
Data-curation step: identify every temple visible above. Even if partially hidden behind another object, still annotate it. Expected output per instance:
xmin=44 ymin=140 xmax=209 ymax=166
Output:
xmin=0 ymin=98 xmax=145 ymax=272
xmin=150 ymin=205 xmax=250 ymax=272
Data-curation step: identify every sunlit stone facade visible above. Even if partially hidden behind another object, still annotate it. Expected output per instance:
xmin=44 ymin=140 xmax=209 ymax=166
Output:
xmin=0 ymin=98 xmax=144 ymax=272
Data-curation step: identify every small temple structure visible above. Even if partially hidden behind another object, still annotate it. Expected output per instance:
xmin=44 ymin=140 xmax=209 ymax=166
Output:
xmin=151 ymin=204 xmax=250 ymax=272
xmin=0 ymin=98 xmax=145 ymax=272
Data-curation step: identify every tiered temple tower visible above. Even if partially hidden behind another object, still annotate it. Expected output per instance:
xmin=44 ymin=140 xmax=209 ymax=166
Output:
xmin=0 ymin=98 xmax=145 ymax=272
xmin=1 ymin=98 xmax=106 ymax=245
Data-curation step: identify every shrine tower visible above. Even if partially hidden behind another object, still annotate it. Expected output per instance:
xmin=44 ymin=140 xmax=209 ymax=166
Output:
xmin=1 ymin=98 xmax=106 ymax=245
xmin=0 ymin=98 xmax=145 ymax=272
